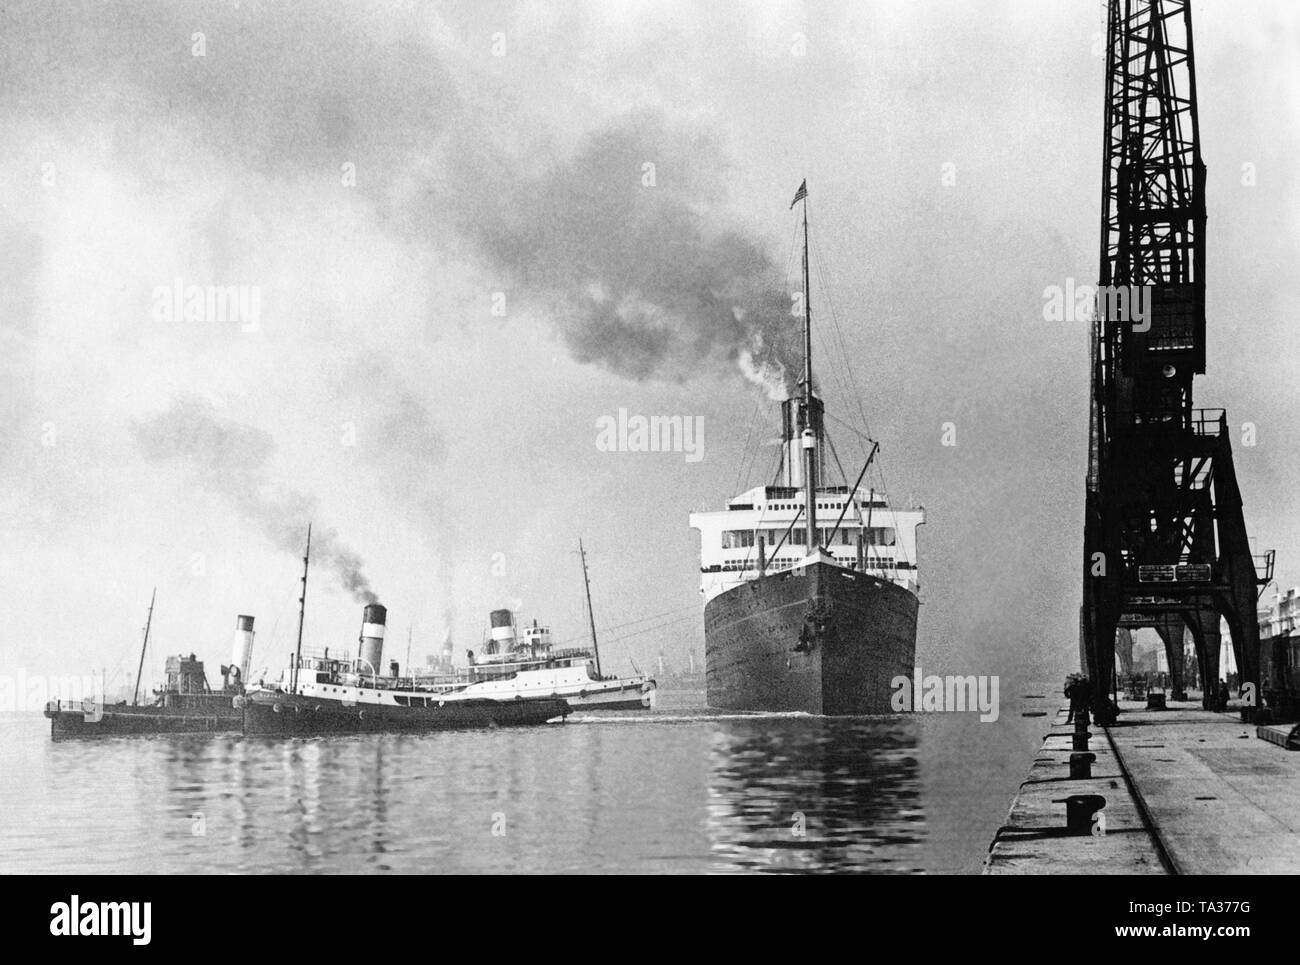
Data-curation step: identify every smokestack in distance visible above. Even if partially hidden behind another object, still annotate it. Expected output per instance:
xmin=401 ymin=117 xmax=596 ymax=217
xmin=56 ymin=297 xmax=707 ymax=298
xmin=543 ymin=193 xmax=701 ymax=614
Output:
xmin=488 ymin=609 xmax=515 ymax=655
xmin=359 ymin=603 xmax=387 ymax=675
xmin=231 ymin=614 xmax=255 ymax=681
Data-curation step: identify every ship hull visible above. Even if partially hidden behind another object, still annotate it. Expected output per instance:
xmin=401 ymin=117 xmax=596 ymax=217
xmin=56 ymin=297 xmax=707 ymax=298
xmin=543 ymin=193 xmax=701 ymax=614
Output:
xmin=565 ymin=681 xmax=656 ymax=711
xmin=705 ymin=561 xmax=917 ymax=715
xmin=44 ymin=701 xmax=241 ymax=738
xmin=451 ymin=677 xmax=656 ymax=711
xmin=241 ymin=691 xmax=569 ymax=736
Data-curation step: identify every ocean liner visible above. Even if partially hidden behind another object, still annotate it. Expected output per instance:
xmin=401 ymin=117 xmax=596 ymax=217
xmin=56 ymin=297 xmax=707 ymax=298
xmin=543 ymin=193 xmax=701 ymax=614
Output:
xmin=689 ymin=182 xmax=924 ymax=714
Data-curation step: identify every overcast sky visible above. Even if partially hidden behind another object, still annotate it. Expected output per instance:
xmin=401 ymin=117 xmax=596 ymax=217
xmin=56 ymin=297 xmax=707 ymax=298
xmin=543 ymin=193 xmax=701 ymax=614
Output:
xmin=1 ymin=0 xmax=1297 ymax=695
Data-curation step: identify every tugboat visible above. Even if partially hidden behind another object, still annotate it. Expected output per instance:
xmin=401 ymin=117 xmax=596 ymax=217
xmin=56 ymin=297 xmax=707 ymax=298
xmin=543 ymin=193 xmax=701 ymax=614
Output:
xmin=433 ymin=609 xmax=655 ymax=710
xmin=688 ymin=182 xmax=925 ymax=714
xmin=239 ymin=531 xmax=569 ymax=735
xmin=241 ymin=603 xmax=570 ymax=735
xmin=44 ymin=599 xmax=253 ymax=738
xmin=427 ymin=541 xmax=655 ymax=710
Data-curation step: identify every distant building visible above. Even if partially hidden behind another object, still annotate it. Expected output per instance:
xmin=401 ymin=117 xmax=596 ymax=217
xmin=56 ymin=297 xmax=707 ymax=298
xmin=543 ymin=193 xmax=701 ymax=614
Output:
xmin=1259 ymin=587 xmax=1300 ymax=641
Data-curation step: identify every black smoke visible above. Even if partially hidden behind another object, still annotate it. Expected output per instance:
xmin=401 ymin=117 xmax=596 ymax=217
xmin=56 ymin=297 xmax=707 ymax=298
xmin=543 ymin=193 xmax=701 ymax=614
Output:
xmin=445 ymin=111 xmax=804 ymax=398
xmin=130 ymin=394 xmax=378 ymax=604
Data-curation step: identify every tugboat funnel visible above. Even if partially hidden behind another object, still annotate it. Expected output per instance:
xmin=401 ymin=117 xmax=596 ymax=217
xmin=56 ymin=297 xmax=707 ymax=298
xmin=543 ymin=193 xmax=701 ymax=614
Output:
xmin=230 ymin=614 xmax=255 ymax=683
xmin=359 ymin=603 xmax=387 ymax=674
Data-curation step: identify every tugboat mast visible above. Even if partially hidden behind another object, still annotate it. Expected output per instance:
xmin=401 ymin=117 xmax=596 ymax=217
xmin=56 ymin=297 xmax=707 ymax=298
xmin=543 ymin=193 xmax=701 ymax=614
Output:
xmin=578 ymin=538 xmax=603 ymax=678
xmin=131 ymin=588 xmax=156 ymax=706
xmin=796 ymin=180 xmax=818 ymax=553
xmin=291 ymin=523 xmax=311 ymax=694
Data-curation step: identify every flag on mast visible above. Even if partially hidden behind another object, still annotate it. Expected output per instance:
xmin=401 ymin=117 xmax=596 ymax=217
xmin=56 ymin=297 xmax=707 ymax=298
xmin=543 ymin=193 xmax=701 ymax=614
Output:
xmin=790 ymin=179 xmax=807 ymax=209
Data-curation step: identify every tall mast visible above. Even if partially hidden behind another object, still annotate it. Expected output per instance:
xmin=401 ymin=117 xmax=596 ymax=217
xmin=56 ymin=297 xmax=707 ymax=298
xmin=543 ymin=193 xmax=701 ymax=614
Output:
xmin=800 ymin=183 xmax=818 ymax=552
xmin=578 ymin=539 xmax=602 ymax=678
xmin=131 ymin=588 xmax=156 ymax=706
xmin=291 ymin=523 xmax=311 ymax=694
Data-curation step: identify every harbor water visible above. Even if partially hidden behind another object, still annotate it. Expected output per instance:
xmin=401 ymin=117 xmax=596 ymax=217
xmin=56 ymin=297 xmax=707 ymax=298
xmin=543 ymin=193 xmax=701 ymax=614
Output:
xmin=0 ymin=686 xmax=1049 ymax=874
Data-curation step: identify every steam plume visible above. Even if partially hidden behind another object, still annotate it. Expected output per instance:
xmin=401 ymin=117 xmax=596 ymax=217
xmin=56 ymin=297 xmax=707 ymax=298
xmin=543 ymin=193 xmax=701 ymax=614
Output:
xmin=130 ymin=395 xmax=377 ymax=604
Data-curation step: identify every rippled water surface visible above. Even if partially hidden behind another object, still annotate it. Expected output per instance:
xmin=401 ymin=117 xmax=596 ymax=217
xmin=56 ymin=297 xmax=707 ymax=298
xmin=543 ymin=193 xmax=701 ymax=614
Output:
xmin=0 ymin=687 xmax=1047 ymax=874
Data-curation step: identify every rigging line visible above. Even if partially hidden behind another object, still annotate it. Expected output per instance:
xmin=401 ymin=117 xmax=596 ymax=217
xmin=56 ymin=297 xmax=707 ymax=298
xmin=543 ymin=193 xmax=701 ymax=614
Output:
xmin=553 ymin=611 xmax=707 ymax=650
xmin=592 ymin=611 xmax=702 ymax=647
xmin=564 ymin=599 xmax=703 ymax=639
xmin=803 ymin=240 xmax=857 ymax=430
xmin=871 ymin=462 xmax=912 ymax=571
xmin=758 ymin=434 xmax=784 ymax=494
xmin=823 ymin=409 xmax=876 ymax=446
xmin=825 ymin=429 xmax=850 ymax=491
xmin=771 ymin=409 xmax=790 ymax=485
xmin=809 ymin=217 xmax=875 ymax=441
xmin=816 ymin=329 xmax=909 ymax=577
xmin=730 ymin=394 xmax=765 ymax=496
xmin=805 ymin=204 xmax=910 ymax=578
xmin=808 ymin=226 xmax=914 ymax=574
xmin=748 ymin=401 xmax=782 ymax=490
xmin=729 ymin=215 xmax=802 ymax=499
xmin=807 ymin=230 xmax=892 ymax=548
xmin=810 ymin=311 xmax=858 ymax=445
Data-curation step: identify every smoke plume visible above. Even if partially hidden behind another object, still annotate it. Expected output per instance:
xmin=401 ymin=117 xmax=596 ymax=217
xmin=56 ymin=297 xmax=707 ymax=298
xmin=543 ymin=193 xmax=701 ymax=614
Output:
xmin=336 ymin=360 xmax=457 ymax=636
xmin=130 ymin=395 xmax=378 ymax=604
xmin=446 ymin=112 xmax=803 ymax=398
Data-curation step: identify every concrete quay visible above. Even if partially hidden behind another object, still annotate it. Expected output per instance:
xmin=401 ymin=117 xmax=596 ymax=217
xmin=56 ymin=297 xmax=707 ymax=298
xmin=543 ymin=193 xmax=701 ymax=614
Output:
xmin=985 ymin=699 xmax=1300 ymax=874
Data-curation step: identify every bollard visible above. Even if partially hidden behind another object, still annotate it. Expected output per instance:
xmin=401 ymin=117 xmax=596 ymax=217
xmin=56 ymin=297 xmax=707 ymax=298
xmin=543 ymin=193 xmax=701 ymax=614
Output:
xmin=1069 ymin=752 xmax=1096 ymax=779
xmin=1147 ymin=692 xmax=1166 ymax=710
xmin=1072 ymin=730 xmax=1091 ymax=751
xmin=1053 ymin=794 xmax=1106 ymax=835
xmin=1074 ymin=707 xmax=1091 ymax=730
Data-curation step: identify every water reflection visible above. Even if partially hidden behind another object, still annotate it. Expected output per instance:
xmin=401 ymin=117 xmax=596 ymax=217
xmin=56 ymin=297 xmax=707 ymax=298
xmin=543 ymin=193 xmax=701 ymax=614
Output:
xmin=706 ymin=716 xmax=924 ymax=873
xmin=5 ymin=703 xmax=1014 ymax=874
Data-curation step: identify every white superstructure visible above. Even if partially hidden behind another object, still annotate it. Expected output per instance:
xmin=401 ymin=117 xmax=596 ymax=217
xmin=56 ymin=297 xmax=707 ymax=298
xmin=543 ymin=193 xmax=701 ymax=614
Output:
xmin=690 ymin=483 xmax=924 ymax=604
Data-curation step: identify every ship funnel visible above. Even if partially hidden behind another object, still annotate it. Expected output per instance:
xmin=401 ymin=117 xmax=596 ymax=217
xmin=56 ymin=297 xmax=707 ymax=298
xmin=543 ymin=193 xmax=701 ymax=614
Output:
xmin=488 ymin=609 xmax=516 ymax=654
xmin=359 ymin=603 xmax=387 ymax=674
xmin=230 ymin=615 xmax=255 ymax=682
xmin=780 ymin=396 xmax=824 ymax=488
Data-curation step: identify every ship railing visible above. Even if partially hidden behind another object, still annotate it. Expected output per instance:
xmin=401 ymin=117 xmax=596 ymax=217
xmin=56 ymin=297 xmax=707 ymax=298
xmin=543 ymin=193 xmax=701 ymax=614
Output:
xmin=549 ymin=647 xmax=594 ymax=660
xmin=51 ymin=697 xmax=96 ymax=713
xmin=338 ymin=649 xmax=599 ymax=691
xmin=296 ymin=651 xmax=352 ymax=669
